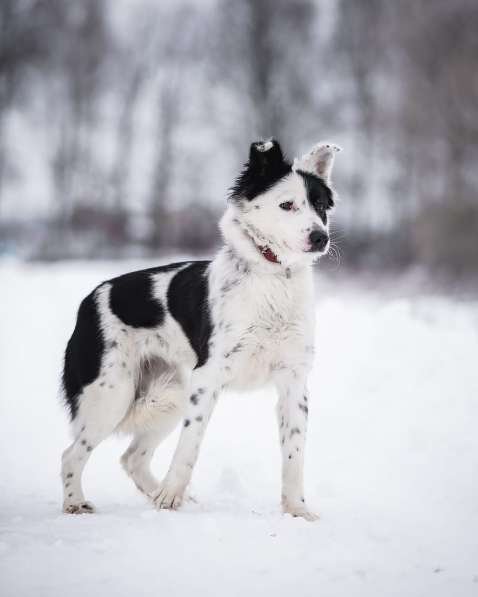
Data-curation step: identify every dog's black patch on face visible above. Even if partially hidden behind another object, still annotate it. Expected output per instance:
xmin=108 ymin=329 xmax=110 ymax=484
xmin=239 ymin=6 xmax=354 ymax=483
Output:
xmin=297 ymin=170 xmax=334 ymax=225
xmin=62 ymin=291 xmax=104 ymax=420
xmin=167 ymin=261 xmax=212 ymax=369
xmin=229 ymin=139 xmax=292 ymax=201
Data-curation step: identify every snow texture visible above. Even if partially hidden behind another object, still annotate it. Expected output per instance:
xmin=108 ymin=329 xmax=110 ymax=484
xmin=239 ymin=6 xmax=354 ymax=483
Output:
xmin=1 ymin=261 xmax=477 ymax=596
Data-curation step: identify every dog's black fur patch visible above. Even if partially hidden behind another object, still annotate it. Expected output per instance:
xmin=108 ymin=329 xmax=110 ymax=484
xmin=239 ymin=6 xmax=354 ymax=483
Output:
xmin=108 ymin=262 xmax=190 ymax=328
xmin=109 ymin=271 xmax=165 ymax=328
xmin=63 ymin=292 xmax=104 ymax=420
xmin=297 ymin=170 xmax=334 ymax=224
xmin=167 ymin=261 xmax=212 ymax=368
xmin=63 ymin=262 xmax=187 ymax=419
xmin=229 ymin=139 xmax=292 ymax=201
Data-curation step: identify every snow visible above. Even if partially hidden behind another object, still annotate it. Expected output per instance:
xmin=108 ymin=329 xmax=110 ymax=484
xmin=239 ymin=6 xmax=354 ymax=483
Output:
xmin=1 ymin=261 xmax=477 ymax=596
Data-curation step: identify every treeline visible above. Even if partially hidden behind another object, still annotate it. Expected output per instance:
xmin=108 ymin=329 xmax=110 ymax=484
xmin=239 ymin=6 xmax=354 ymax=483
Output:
xmin=0 ymin=0 xmax=477 ymax=277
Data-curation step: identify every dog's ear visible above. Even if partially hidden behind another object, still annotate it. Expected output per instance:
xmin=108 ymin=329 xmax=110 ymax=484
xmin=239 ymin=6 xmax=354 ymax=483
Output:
xmin=248 ymin=139 xmax=285 ymax=174
xmin=229 ymin=139 xmax=292 ymax=201
xmin=293 ymin=142 xmax=341 ymax=182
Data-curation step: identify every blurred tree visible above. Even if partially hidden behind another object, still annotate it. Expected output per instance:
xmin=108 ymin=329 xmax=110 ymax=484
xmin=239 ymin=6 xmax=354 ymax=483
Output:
xmin=392 ymin=0 xmax=478 ymax=274
xmin=333 ymin=0 xmax=392 ymax=229
xmin=48 ymin=0 xmax=110 ymax=232
xmin=215 ymin=0 xmax=316 ymax=149
xmin=0 ymin=0 xmax=476 ymax=278
xmin=147 ymin=5 xmax=205 ymax=250
xmin=110 ymin=56 xmax=149 ymax=214
xmin=0 ymin=0 xmax=48 ymax=203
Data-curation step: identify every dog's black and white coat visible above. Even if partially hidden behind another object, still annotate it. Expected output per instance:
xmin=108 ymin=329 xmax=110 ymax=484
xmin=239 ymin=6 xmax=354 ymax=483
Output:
xmin=61 ymin=139 xmax=341 ymax=521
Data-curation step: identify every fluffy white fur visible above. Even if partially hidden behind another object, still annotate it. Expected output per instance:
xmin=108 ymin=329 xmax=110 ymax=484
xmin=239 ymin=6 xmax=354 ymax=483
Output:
xmin=61 ymin=142 xmax=339 ymax=521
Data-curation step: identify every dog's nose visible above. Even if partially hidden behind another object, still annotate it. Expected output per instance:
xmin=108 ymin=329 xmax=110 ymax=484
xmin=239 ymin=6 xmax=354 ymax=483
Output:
xmin=309 ymin=229 xmax=329 ymax=252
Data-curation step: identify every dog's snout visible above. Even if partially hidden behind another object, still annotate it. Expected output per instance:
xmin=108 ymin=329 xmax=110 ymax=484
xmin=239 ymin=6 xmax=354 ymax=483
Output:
xmin=309 ymin=229 xmax=329 ymax=252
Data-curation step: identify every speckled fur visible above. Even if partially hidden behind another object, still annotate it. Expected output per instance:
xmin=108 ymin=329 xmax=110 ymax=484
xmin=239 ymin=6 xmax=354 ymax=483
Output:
xmin=60 ymin=140 xmax=340 ymax=521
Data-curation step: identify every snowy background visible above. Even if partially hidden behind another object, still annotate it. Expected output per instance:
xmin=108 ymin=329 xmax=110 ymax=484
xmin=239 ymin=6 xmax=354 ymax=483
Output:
xmin=1 ymin=0 xmax=478 ymax=595
xmin=1 ymin=261 xmax=478 ymax=596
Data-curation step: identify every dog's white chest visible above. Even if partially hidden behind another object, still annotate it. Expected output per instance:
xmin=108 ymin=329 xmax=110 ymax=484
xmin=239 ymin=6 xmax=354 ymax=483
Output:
xmin=213 ymin=268 xmax=315 ymax=391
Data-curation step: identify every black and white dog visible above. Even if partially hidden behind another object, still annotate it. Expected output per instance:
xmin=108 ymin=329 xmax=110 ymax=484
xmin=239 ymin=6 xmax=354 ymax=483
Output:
xmin=61 ymin=139 xmax=340 ymax=521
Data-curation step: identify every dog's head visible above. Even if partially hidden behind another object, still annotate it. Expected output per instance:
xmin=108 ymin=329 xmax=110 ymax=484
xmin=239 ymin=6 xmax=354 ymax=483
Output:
xmin=220 ymin=139 xmax=341 ymax=268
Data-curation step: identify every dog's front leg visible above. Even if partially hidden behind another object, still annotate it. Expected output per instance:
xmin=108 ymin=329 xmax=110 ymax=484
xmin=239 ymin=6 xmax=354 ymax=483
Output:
xmin=276 ymin=374 xmax=318 ymax=522
xmin=151 ymin=366 xmax=220 ymax=510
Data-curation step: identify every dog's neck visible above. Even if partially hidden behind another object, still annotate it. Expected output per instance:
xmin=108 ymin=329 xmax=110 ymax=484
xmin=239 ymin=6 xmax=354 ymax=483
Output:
xmin=218 ymin=207 xmax=312 ymax=278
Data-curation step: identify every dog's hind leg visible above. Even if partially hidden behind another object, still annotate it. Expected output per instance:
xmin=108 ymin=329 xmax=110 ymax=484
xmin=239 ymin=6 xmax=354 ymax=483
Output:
xmin=61 ymin=375 xmax=135 ymax=514
xmin=120 ymin=365 xmax=186 ymax=497
xmin=121 ymin=432 xmax=163 ymax=496
xmin=120 ymin=412 xmax=181 ymax=497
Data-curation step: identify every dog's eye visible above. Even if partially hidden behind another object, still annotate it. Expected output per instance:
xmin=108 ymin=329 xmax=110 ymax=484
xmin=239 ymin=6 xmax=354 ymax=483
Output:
xmin=279 ymin=201 xmax=294 ymax=211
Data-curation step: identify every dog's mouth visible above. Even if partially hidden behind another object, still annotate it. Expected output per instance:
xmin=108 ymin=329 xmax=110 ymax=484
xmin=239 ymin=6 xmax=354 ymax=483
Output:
xmin=304 ymin=244 xmax=329 ymax=255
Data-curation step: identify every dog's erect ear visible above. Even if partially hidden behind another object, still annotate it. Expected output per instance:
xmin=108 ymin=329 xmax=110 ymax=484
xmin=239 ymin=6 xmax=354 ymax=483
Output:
xmin=293 ymin=142 xmax=341 ymax=182
xmin=229 ymin=138 xmax=292 ymax=201
xmin=248 ymin=139 xmax=286 ymax=174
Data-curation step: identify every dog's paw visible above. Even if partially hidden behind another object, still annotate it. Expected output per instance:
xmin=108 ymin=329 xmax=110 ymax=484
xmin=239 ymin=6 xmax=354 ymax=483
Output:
xmin=151 ymin=481 xmax=185 ymax=511
xmin=282 ymin=503 xmax=319 ymax=522
xmin=63 ymin=500 xmax=96 ymax=515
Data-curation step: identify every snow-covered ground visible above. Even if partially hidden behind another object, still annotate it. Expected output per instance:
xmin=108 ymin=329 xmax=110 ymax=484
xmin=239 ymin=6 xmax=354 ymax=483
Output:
xmin=1 ymin=260 xmax=477 ymax=597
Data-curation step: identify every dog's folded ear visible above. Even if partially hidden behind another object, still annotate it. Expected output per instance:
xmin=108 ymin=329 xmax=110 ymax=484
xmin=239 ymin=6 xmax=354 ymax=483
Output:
xmin=293 ymin=142 xmax=341 ymax=182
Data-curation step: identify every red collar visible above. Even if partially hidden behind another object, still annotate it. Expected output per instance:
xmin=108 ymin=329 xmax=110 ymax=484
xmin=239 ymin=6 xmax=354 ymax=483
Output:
xmin=258 ymin=245 xmax=280 ymax=264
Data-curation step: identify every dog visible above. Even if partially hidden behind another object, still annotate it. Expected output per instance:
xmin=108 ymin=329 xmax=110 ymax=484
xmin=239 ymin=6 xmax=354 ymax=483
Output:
xmin=60 ymin=139 xmax=341 ymax=521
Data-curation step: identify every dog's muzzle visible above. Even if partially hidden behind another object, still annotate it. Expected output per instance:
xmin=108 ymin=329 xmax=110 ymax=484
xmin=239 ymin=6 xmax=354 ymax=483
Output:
xmin=308 ymin=230 xmax=329 ymax=252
